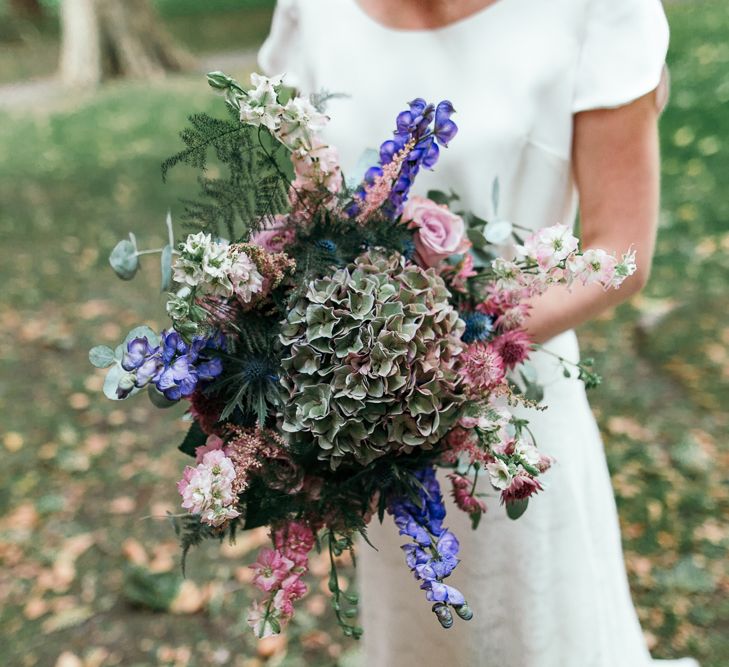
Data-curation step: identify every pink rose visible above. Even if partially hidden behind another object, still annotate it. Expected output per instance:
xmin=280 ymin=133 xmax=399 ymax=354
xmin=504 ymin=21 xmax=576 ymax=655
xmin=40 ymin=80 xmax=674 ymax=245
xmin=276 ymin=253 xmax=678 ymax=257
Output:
xmin=403 ymin=196 xmax=470 ymax=267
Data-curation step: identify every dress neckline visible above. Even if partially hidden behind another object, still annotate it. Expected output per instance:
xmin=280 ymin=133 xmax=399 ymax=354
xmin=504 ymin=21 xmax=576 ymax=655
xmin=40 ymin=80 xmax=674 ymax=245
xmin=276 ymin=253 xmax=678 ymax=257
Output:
xmin=347 ymin=0 xmax=506 ymax=35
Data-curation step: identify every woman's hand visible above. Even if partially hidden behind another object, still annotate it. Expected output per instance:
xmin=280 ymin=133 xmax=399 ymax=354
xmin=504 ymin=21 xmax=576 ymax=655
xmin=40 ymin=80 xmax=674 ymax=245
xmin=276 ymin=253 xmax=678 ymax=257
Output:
xmin=525 ymin=90 xmax=662 ymax=344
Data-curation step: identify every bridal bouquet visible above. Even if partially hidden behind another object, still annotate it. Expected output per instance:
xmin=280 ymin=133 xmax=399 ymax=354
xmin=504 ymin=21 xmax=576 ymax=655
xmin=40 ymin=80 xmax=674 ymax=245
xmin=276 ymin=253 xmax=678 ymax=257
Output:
xmin=90 ymin=72 xmax=636 ymax=638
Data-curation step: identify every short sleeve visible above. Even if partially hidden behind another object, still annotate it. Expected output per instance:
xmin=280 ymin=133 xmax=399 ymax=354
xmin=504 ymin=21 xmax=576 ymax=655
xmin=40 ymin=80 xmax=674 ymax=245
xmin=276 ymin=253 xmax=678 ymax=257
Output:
xmin=257 ymin=0 xmax=306 ymax=90
xmin=573 ymin=0 xmax=670 ymax=113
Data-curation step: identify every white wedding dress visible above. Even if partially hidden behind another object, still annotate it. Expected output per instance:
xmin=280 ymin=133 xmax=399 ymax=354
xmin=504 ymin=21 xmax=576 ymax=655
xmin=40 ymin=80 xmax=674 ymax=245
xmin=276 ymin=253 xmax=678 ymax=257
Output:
xmin=259 ymin=1 xmax=699 ymax=665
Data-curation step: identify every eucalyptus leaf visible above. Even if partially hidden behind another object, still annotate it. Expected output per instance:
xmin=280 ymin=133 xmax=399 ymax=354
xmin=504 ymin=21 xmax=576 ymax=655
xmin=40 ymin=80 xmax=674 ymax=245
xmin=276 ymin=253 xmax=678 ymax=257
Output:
xmin=160 ymin=244 xmax=173 ymax=292
xmin=124 ymin=325 xmax=159 ymax=347
xmin=109 ymin=239 xmax=139 ymax=280
xmin=102 ymin=364 xmax=135 ymax=401
xmin=484 ymin=218 xmax=513 ymax=245
xmin=506 ymin=498 xmax=529 ymax=520
xmin=89 ymin=345 xmax=115 ymax=369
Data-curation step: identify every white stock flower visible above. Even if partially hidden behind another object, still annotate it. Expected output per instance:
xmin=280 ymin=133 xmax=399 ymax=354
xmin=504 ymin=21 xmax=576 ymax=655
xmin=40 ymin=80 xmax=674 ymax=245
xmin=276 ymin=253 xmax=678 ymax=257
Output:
xmin=278 ymin=96 xmax=329 ymax=151
xmin=239 ymin=73 xmax=285 ymax=131
xmin=229 ymin=251 xmax=264 ymax=303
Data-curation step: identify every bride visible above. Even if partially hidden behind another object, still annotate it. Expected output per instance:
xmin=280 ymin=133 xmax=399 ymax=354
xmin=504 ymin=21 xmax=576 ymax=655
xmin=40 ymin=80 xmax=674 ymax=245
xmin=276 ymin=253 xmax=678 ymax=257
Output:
xmin=259 ymin=1 xmax=698 ymax=665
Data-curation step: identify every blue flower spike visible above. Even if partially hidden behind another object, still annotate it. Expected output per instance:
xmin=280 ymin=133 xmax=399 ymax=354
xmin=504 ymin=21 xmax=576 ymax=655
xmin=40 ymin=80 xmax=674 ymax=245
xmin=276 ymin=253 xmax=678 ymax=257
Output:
xmin=388 ymin=466 xmax=472 ymax=628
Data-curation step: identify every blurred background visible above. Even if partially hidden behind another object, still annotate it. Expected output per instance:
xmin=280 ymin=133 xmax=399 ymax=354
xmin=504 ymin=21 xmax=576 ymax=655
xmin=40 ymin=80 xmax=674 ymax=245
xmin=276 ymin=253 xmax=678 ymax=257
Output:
xmin=0 ymin=1 xmax=727 ymax=666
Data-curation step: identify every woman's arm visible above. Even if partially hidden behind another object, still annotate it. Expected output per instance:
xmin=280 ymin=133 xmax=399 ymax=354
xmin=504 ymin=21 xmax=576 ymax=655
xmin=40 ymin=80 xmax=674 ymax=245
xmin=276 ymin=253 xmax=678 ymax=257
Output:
xmin=524 ymin=91 xmax=662 ymax=344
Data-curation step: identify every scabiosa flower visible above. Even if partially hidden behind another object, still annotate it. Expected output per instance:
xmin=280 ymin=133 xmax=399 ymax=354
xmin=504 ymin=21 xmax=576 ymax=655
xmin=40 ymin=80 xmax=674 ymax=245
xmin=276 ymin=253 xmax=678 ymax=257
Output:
xmin=461 ymin=311 xmax=495 ymax=344
xmin=177 ymin=449 xmax=240 ymax=527
xmin=458 ymin=342 xmax=506 ymax=395
xmin=388 ymin=466 xmax=471 ymax=628
xmin=491 ymin=329 xmax=532 ymax=370
xmin=500 ymin=473 xmax=544 ymax=505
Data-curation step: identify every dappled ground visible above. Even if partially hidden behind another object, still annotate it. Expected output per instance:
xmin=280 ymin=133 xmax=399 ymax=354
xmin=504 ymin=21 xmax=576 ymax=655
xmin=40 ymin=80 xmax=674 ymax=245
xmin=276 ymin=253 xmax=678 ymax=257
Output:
xmin=1 ymin=1 xmax=728 ymax=666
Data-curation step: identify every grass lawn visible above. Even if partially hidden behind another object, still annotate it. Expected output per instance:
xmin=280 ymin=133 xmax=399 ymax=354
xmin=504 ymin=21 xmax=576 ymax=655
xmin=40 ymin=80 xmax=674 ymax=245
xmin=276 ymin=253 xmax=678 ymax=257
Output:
xmin=0 ymin=1 xmax=727 ymax=666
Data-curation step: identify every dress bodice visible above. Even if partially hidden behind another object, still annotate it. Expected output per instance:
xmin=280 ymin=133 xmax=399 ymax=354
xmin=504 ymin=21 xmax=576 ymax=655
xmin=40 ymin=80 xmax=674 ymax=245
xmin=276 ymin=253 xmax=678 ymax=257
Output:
xmin=259 ymin=0 xmax=668 ymax=232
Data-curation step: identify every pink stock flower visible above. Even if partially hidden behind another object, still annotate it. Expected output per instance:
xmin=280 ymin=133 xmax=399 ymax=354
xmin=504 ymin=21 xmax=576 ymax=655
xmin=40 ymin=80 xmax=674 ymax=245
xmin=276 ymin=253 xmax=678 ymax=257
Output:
xmin=247 ymin=521 xmax=315 ymax=638
xmin=292 ymin=139 xmax=342 ymax=193
xmin=178 ymin=449 xmax=240 ymax=527
xmin=520 ymin=224 xmax=579 ymax=270
xmin=250 ymin=214 xmax=296 ymax=253
xmin=449 ymin=473 xmax=487 ymax=515
xmin=272 ymin=521 xmax=315 ymax=566
xmin=403 ymin=196 xmax=471 ymax=267
xmin=500 ymin=473 xmax=544 ymax=505
xmin=491 ymin=329 xmax=532 ymax=370
xmin=458 ymin=342 xmax=506 ymax=395
xmin=194 ymin=433 xmax=226 ymax=463
xmin=569 ymin=248 xmax=618 ymax=288
xmin=250 ymin=547 xmax=295 ymax=592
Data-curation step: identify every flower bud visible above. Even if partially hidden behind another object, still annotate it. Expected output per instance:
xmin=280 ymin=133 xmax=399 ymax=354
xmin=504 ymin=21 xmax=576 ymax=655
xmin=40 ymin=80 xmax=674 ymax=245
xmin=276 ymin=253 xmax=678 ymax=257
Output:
xmin=432 ymin=602 xmax=454 ymax=629
xmin=453 ymin=602 xmax=473 ymax=621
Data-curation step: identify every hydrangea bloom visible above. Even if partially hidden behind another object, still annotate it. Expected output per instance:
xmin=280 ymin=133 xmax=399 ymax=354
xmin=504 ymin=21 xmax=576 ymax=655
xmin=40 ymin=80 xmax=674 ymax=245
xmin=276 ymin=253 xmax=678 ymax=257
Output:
xmin=177 ymin=449 xmax=240 ymax=526
xmin=280 ymin=251 xmax=465 ymax=468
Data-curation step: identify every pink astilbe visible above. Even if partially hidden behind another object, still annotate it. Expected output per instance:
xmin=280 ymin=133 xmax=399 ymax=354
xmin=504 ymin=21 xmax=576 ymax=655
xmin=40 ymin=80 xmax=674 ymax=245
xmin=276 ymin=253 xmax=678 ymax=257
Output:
xmin=226 ymin=426 xmax=294 ymax=494
xmin=491 ymin=329 xmax=532 ymax=370
xmin=458 ymin=342 xmax=506 ymax=396
xmin=500 ymin=473 xmax=544 ymax=505
xmin=247 ymin=521 xmax=316 ymax=638
xmin=449 ymin=473 xmax=487 ymax=515
xmin=357 ymin=139 xmax=415 ymax=222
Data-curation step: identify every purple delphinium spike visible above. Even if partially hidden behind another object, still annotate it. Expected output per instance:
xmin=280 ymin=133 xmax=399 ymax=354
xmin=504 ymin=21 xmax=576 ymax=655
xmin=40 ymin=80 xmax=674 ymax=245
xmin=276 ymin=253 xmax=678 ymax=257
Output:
xmin=387 ymin=466 xmax=472 ymax=628
xmin=350 ymin=98 xmax=458 ymax=220
xmin=116 ymin=329 xmax=225 ymax=400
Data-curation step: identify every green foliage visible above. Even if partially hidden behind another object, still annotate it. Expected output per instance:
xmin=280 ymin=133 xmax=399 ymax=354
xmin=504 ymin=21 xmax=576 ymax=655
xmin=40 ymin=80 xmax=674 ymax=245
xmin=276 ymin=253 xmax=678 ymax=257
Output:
xmin=162 ymin=106 xmax=292 ymax=241
xmin=178 ymin=420 xmax=207 ymax=458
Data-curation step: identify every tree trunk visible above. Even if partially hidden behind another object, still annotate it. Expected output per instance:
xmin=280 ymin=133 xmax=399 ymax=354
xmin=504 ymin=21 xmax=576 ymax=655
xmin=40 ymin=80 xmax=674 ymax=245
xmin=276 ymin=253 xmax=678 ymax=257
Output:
xmin=59 ymin=0 xmax=196 ymax=87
